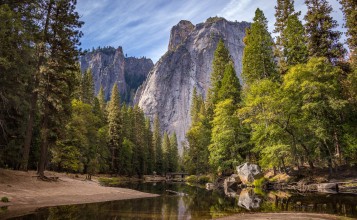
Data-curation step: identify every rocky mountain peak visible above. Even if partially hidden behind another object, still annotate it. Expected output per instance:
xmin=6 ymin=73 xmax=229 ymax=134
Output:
xmin=136 ymin=18 xmax=250 ymax=152
xmin=168 ymin=20 xmax=195 ymax=51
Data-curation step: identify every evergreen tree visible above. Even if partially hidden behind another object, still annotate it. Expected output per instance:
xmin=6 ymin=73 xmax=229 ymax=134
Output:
xmin=153 ymin=115 xmax=163 ymax=174
xmin=0 ymin=3 xmax=34 ymax=169
xmin=209 ymin=99 xmax=242 ymax=174
xmin=162 ymin=132 xmax=170 ymax=174
xmin=207 ymin=39 xmax=231 ymax=115
xmin=97 ymin=85 xmax=107 ymax=115
xmin=273 ymin=0 xmax=298 ymax=73
xmin=80 ymin=68 xmax=95 ymax=104
xmin=218 ymin=62 xmax=241 ymax=105
xmin=144 ymin=118 xmax=155 ymax=174
xmin=107 ymin=83 xmax=121 ymax=173
xmin=242 ymin=8 xmax=278 ymax=85
xmin=186 ymin=92 xmax=210 ymax=174
xmin=282 ymin=14 xmax=308 ymax=66
xmin=169 ymin=133 xmax=179 ymax=172
xmin=304 ymin=0 xmax=345 ymax=63
xmin=339 ymin=0 xmax=357 ymax=65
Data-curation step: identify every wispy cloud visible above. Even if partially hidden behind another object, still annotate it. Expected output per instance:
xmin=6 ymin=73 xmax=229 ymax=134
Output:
xmin=77 ymin=0 xmax=345 ymax=63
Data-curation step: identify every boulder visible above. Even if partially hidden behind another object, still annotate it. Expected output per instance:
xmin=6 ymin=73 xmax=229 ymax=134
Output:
xmin=236 ymin=163 xmax=262 ymax=184
xmin=206 ymin=183 xmax=215 ymax=190
xmin=223 ymin=174 xmax=241 ymax=197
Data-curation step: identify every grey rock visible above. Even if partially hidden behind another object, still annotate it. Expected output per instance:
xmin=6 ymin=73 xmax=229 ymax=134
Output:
xmin=223 ymin=174 xmax=241 ymax=197
xmin=80 ymin=46 xmax=153 ymax=102
xmin=238 ymin=189 xmax=262 ymax=210
xmin=135 ymin=18 xmax=250 ymax=151
xmin=205 ymin=183 xmax=215 ymax=190
xmin=236 ymin=163 xmax=262 ymax=184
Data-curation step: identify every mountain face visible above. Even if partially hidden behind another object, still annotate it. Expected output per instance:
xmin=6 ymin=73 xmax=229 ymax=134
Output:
xmin=80 ymin=46 xmax=153 ymax=103
xmin=135 ymin=18 xmax=250 ymax=152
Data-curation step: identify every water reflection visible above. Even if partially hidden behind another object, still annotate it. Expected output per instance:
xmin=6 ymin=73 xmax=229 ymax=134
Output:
xmin=6 ymin=182 xmax=357 ymax=220
xmin=237 ymin=189 xmax=262 ymax=210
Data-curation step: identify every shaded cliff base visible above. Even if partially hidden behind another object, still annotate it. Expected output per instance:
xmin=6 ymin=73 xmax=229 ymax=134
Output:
xmin=0 ymin=169 xmax=158 ymax=219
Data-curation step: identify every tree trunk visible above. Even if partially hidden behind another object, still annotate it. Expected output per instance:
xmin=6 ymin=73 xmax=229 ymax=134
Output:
xmin=21 ymin=91 xmax=37 ymax=171
xmin=38 ymin=101 xmax=49 ymax=178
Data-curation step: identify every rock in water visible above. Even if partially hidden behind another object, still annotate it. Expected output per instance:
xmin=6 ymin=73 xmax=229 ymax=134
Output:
xmin=135 ymin=18 xmax=250 ymax=151
xmin=80 ymin=46 xmax=153 ymax=103
xmin=238 ymin=189 xmax=262 ymax=210
xmin=236 ymin=163 xmax=262 ymax=184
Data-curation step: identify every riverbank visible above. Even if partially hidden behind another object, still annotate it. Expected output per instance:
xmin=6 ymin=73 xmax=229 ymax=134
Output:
xmin=0 ymin=169 xmax=159 ymax=219
xmin=219 ymin=212 xmax=354 ymax=220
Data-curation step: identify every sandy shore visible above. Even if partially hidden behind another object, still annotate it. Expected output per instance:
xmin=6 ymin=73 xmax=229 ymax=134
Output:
xmin=0 ymin=169 xmax=158 ymax=219
xmin=219 ymin=213 xmax=350 ymax=220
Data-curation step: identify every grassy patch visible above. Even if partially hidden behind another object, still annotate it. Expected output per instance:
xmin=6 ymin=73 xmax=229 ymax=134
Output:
xmin=1 ymin=197 xmax=9 ymax=203
xmin=98 ymin=177 xmax=136 ymax=186
xmin=185 ymin=175 xmax=212 ymax=184
xmin=253 ymin=177 xmax=267 ymax=188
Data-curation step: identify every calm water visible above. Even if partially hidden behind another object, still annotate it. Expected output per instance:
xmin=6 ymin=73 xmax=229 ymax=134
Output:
xmin=4 ymin=182 xmax=357 ymax=219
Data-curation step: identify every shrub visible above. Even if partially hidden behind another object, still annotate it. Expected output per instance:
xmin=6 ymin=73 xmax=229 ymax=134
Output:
xmin=253 ymin=177 xmax=267 ymax=188
xmin=198 ymin=176 xmax=210 ymax=184
xmin=185 ymin=175 xmax=198 ymax=183
xmin=1 ymin=197 xmax=9 ymax=203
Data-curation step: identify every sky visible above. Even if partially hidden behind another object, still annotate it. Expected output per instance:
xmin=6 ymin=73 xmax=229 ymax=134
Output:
xmin=76 ymin=0 xmax=345 ymax=63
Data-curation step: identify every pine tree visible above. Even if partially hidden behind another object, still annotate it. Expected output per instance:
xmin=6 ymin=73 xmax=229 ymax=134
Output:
xmin=152 ymin=115 xmax=163 ymax=174
xmin=80 ymin=68 xmax=95 ymax=104
xmin=144 ymin=118 xmax=154 ymax=174
xmin=273 ymin=0 xmax=298 ymax=72
xmin=242 ymin=8 xmax=278 ymax=85
xmin=162 ymin=132 xmax=170 ymax=174
xmin=37 ymin=0 xmax=83 ymax=177
xmin=107 ymin=83 xmax=121 ymax=173
xmin=282 ymin=14 xmax=308 ymax=66
xmin=207 ymin=39 xmax=231 ymax=115
xmin=339 ymin=0 xmax=357 ymax=65
xmin=169 ymin=133 xmax=179 ymax=172
xmin=304 ymin=0 xmax=345 ymax=63
xmin=218 ymin=62 xmax=241 ymax=105
xmin=97 ymin=85 xmax=107 ymax=113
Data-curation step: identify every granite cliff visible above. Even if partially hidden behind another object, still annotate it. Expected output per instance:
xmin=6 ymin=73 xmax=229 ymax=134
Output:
xmin=80 ymin=46 xmax=153 ymax=103
xmin=135 ymin=17 xmax=250 ymax=151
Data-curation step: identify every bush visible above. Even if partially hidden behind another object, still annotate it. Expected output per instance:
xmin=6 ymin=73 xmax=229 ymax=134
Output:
xmin=185 ymin=175 xmax=198 ymax=183
xmin=1 ymin=197 xmax=9 ymax=203
xmin=198 ymin=176 xmax=210 ymax=184
xmin=253 ymin=177 xmax=267 ymax=188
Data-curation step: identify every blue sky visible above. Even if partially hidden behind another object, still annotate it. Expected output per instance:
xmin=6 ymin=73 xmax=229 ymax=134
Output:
xmin=76 ymin=0 xmax=345 ymax=63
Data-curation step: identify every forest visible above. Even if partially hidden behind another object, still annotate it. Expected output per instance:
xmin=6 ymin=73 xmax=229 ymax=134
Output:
xmin=0 ymin=0 xmax=356 ymax=179
xmin=183 ymin=0 xmax=357 ymax=176
xmin=0 ymin=0 xmax=178 ymax=178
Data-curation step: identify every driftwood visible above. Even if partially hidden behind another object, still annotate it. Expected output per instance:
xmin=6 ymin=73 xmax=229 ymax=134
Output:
xmin=166 ymin=190 xmax=188 ymax=196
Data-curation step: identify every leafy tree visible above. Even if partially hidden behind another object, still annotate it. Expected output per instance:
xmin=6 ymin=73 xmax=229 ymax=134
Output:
xmin=242 ymin=8 xmax=278 ymax=85
xmin=304 ymin=0 xmax=345 ymax=63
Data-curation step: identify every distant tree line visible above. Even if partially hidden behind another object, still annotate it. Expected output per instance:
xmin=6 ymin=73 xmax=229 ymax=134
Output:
xmin=183 ymin=0 xmax=357 ymax=176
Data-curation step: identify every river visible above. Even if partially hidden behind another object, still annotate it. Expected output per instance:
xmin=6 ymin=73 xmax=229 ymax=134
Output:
xmin=6 ymin=182 xmax=357 ymax=219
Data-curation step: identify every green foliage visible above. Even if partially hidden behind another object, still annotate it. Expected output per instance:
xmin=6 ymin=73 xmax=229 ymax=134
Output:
xmin=253 ymin=177 xmax=268 ymax=188
xmin=185 ymin=90 xmax=210 ymax=174
xmin=207 ymin=39 xmax=231 ymax=111
xmin=304 ymin=0 xmax=346 ymax=63
xmin=1 ymin=197 xmax=9 ymax=203
xmin=185 ymin=175 xmax=211 ymax=184
xmin=242 ymin=8 xmax=278 ymax=85
xmin=218 ymin=63 xmax=241 ymax=105
xmin=153 ymin=115 xmax=163 ymax=174
xmin=209 ymin=99 xmax=243 ymax=174
xmin=339 ymin=0 xmax=357 ymax=65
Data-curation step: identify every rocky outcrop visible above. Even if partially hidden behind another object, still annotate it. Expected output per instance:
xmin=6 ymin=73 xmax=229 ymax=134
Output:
xmin=168 ymin=20 xmax=195 ymax=51
xmin=135 ymin=18 xmax=250 ymax=151
xmin=236 ymin=163 xmax=262 ymax=184
xmin=80 ymin=46 xmax=153 ymax=102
